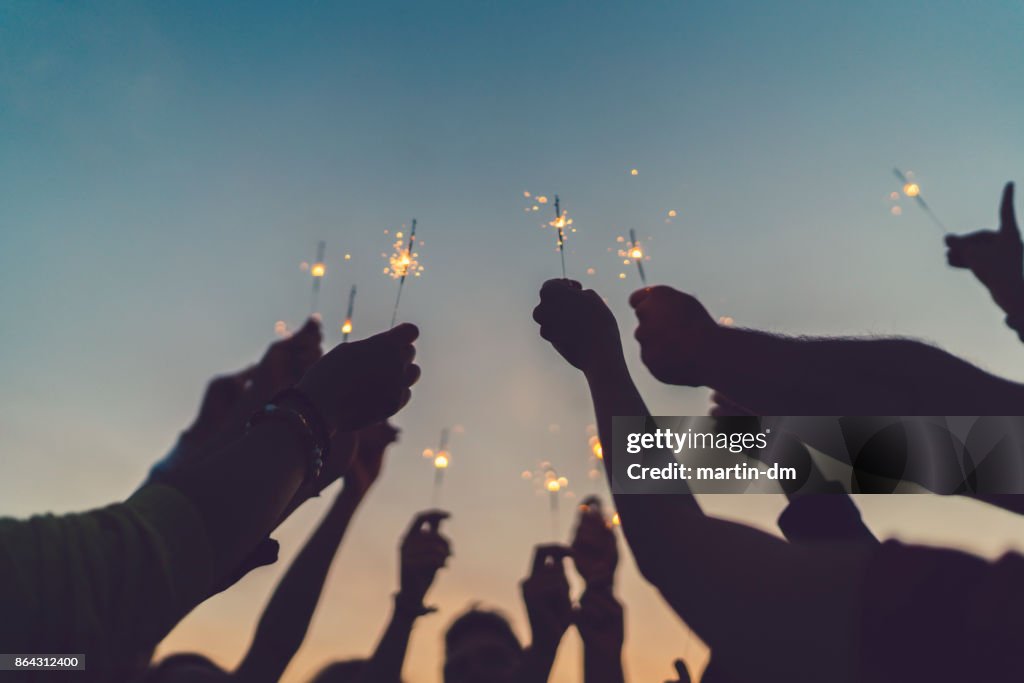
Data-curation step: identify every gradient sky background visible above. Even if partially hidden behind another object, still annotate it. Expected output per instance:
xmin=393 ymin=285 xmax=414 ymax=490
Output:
xmin=3 ymin=1 xmax=1024 ymax=681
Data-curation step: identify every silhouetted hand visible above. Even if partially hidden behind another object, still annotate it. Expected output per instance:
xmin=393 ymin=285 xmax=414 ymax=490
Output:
xmin=576 ymin=586 xmax=625 ymax=657
xmin=251 ymin=317 xmax=324 ymax=399
xmin=398 ymin=510 xmax=451 ymax=614
xmin=946 ymin=183 xmax=1023 ymax=315
xmin=184 ymin=366 xmax=255 ymax=445
xmin=629 ymin=286 xmax=719 ymax=386
xmin=339 ymin=422 xmax=399 ymax=502
xmin=298 ymin=323 xmax=421 ymax=435
xmin=189 ymin=318 xmax=323 ymax=450
xmin=521 ymin=544 xmax=574 ymax=655
xmin=571 ymin=497 xmax=618 ymax=588
xmin=664 ymin=659 xmax=692 ymax=683
xmin=533 ymin=279 xmax=622 ymax=374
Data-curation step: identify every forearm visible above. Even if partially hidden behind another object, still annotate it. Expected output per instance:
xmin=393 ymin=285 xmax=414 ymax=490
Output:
xmin=237 ymin=492 xmax=360 ymax=682
xmin=705 ymin=327 xmax=1024 ymax=415
xmin=583 ymin=358 xmax=701 ymax=585
xmin=519 ymin=643 xmax=559 ymax=683
xmin=176 ymin=421 xmax=307 ymax=583
xmin=359 ymin=601 xmax=420 ymax=683
xmin=583 ymin=646 xmax=624 ymax=683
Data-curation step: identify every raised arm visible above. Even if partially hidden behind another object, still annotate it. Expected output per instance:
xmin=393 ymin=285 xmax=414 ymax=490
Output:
xmin=234 ymin=423 xmax=397 ymax=683
xmin=945 ymin=182 xmax=1024 ymax=340
xmin=518 ymin=545 xmax=574 ymax=683
xmin=629 ymin=285 xmax=1024 ymax=416
xmin=358 ymin=510 xmax=452 ymax=683
xmin=571 ymin=499 xmax=625 ymax=683
xmin=533 ymin=280 xmax=872 ymax=683
xmin=176 ymin=324 xmax=421 ymax=584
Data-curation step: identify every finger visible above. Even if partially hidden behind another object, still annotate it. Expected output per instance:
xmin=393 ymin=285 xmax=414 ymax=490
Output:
xmin=540 ymin=278 xmax=581 ymax=295
xmin=530 ymin=544 xmax=572 ymax=575
xmin=404 ymin=364 xmax=421 ymax=387
xmin=388 ymin=322 xmax=420 ymax=345
xmin=628 ymin=287 xmax=653 ymax=308
xmin=1000 ymin=182 xmax=1018 ymax=236
xmin=399 ymin=343 xmax=417 ymax=365
xmin=407 ymin=510 xmax=450 ymax=537
xmin=946 ymin=248 xmax=968 ymax=269
xmin=673 ymin=659 xmax=691 ymax=682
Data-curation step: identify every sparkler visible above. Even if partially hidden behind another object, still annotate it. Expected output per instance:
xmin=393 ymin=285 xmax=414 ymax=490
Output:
xmin=627 ymin=229 xmax=647 ymax=284
xmin=893 ymin=168 xmax=947 ymax=234
xmin=554 ymin=196 xmax=567 ymax=278
xmin=617 ymin=231 xmax=650 ymax=284
xmin=543 ymin=467 xmax=569 ymax=538
xmin=384 ymin=220 xmax=422 ymax=328
xmin=309 ymin=241 xmax=326 ymax=316
xmin=423 ymin=428 xmax=451 ymax=506
xmin=341 ymin=285 xmax=356 ymax=342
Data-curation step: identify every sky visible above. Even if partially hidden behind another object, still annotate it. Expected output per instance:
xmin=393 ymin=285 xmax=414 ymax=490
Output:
xmin=2 ymin=1 xmax=1024 ymax=680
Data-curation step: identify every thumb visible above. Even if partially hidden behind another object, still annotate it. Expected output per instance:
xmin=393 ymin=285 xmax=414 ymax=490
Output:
xmin=1000 ymin=182 xmax=1018 ymax=237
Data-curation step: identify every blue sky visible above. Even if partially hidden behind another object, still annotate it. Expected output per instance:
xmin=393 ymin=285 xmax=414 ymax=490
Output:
xmin=2 ymin=1 xmax=1024 ymax=680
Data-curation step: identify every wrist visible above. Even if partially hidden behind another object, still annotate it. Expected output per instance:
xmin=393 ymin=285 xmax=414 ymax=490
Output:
xmin=393 ymin=591 xmax=431 ymax=618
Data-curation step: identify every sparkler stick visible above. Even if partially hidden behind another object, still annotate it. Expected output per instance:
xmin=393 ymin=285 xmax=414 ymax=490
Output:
xmin=309 ymin=241 xmax=326 ymax=316
xmin=341 ymin=285 xmax=356 ymax=342
xmin=893 ymin=168 xmax=947 ymax=234
xmin=431 ymin=428 xmax=450 ymax=506
xmin=390 ymin=219 xmax=417 ymax=328
xmin=554 ymin=196 xmax=567 ymax=278
xmin=628 ymin=228 xmax=647 ymax=285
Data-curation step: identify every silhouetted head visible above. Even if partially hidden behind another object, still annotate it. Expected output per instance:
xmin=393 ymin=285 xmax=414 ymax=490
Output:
xmin=308 ymin=659 xmax=369 ymax=683
xmin=143 ymin=653 xmax=228 ymax=683
xmin=444 ymin=607 xmax=522 ymax=683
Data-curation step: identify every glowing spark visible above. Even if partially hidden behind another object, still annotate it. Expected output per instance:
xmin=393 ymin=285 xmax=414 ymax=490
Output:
xmin=617 ymin=229 xmax=648 ymax=285
xmin=549 ymin=196 xmax=574 ymax=278
xmin=546 ymin=479 xmax=561 ymax=492
xmin=589 ymin=435 xmax=603 ymax=460
xmin=630 ymin=168 xmax=639 ymax=176
xmin=668 ymin=209 xmax=677 ymax=217
xmin=890 ymin=206 xmax=902 ymax=216
xmin=341 ymin=285 xmax=356 ymax=342
xmin=307 ymin=241 xmax=327 ymax=316
xmin=611 ymin=512 xmax=621 ymax=526
xmin=422 ymin=448 xmax=434 ymax=459
xmin=434 ymin=453 xmax=449 ymax=469
xmin=385 ymin=220 xmax=423 ymax=327
xmin=892 ymin=168 xmax=946 ymax=233
xmin=274 ymin=320 xmax=290 ymax=338
xmin=522 ymin=470 xmax=533 ymax=480
xmin=537 ymin=196 xmax=548 ymax=204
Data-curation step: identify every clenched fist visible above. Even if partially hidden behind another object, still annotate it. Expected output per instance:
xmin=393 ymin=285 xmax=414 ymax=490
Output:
xmin=298 ymin=323 xmax=421 ymax=434
xmin=533 ymin=279 xmax=622 ymax=374
xmin=629 ymin=286 xmax=720 ymax=386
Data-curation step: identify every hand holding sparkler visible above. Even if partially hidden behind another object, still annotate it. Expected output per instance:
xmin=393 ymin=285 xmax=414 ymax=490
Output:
xmin=629 ymin=286 xmax=720 ymax=387
xmin=297 ymin=323 xmax=421 ymax=435
xmin=945 ymin=183 xmax=1024 ymax=332
xmin=520 ymin=545 xmax=574 ymax=661
xmin=533 ymin=279 xmax=622 ymax=375
xmin=398 ymin=510 xmax=452 ymax=615
xmin=571 ymin=497 xmax=618 ymax=589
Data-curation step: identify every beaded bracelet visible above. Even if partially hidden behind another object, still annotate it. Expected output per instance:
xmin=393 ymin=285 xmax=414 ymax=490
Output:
xmin=246 ymin=389 xmax=330 ymax=485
